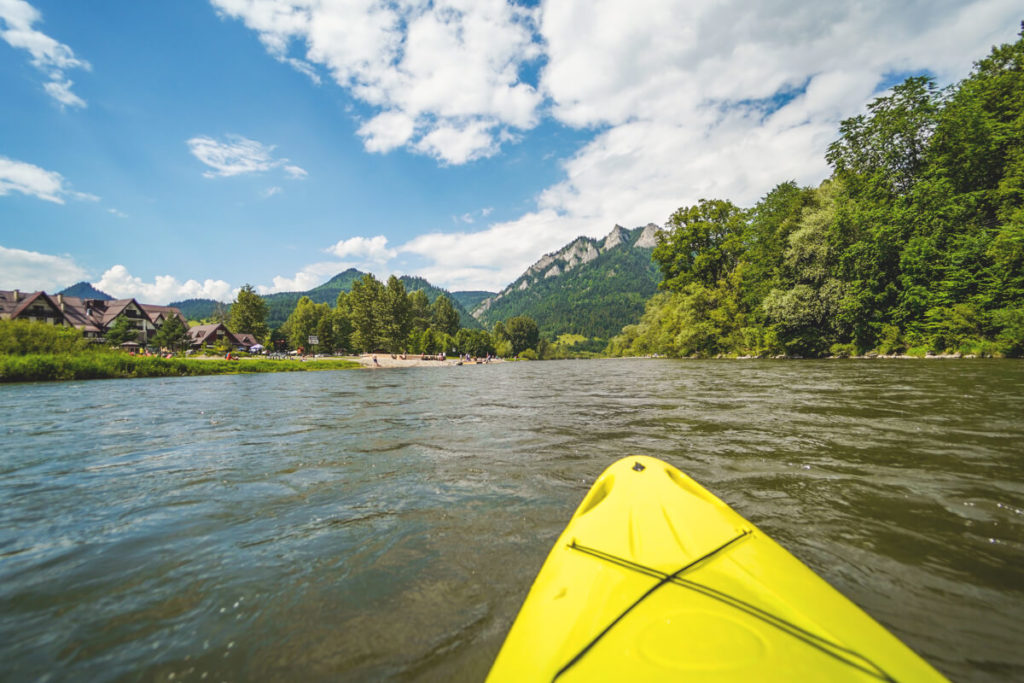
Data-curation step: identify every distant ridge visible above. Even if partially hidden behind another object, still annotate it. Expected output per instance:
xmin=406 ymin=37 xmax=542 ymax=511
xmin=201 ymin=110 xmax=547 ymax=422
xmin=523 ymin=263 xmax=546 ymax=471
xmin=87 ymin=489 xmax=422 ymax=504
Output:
xmin=473 ymin=224 xmax=662 ymax=339
xmin=258 ymin=269 xmax=481 ymax=329
xmin=450 ymin=290 xmax=495 ymax=312
xmin=58 ymin=281 xmax=112 ymax=300
xmin=170 ymin=298 xmax=226 ymax=321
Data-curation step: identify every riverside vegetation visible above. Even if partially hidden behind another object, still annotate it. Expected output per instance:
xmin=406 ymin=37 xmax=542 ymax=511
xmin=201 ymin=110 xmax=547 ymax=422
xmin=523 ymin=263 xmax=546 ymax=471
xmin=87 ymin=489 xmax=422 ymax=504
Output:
xmin=0 ymin=320 xmax=359 ymax=383
xmin=608 ymin=28 xmax=1024 ymax=359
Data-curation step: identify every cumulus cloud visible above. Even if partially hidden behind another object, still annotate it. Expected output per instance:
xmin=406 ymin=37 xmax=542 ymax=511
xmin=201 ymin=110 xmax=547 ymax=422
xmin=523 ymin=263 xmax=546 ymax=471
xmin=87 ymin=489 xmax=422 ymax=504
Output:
xmin=0 ymin=155 xmax=97 ymax=204
xmin=398 ymin=209 xmax=591 ymax=292
xmin=255 ymin=260 xmax=355 ymax=295
xmin=0 ymin=244 xmax=89 ymax=291
xmin=94 ymin=265 xmax=234 ymax=305
xmin=0 ymin=0 xmax=90 ymax=107
xmin=212 ymin=0 xmax=542 ymax=164
xmin=209 ymin=0 xmax=1021 ymax=293
xmin=394 ymin=1 xmax=1021 ymax=291
xmin=325 ymin=235 xmax=397 ymax=264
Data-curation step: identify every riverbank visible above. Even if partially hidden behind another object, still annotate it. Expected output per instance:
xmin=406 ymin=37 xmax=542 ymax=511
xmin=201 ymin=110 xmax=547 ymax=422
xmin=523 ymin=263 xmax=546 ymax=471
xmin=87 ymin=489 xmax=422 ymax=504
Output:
xmin=349 ymin=353 xmax=505 ymax=368
xmin=0 ymin=352 xmax=361 ymax=383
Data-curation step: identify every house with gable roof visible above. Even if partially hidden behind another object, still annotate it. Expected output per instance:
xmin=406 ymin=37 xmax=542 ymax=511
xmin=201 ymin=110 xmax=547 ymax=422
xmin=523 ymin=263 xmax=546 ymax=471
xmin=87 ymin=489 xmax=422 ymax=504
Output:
xmin=0 ymin=290 xmax=64 ymax=325
xmin=187 ymin=323 xmax=240 ymax=349
xmin=0 ymin=289 xmax=188 ymax=344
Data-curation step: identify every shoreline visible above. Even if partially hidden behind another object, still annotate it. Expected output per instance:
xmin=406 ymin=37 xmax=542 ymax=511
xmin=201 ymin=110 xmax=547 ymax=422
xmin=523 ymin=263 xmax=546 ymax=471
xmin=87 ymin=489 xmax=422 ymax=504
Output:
xmin=347 ymin=354 xmax=505 ymax=369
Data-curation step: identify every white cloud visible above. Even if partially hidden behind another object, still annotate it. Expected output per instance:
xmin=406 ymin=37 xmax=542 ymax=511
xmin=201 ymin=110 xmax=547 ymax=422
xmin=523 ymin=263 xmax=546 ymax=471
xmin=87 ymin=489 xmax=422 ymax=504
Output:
xmin=0 ymin=0 xmax=90 ymax=107
xmin=188 ymin=134 xmax=280 ymax=178
xmin=398 ymin=209 xmax=591 ymax=292
xmin=262 ymin=186 xmax=283 ymax=199
xmin=0 ymin=244 xmax=89 ymax=291
xmin=324 ymin=235 xmax=397 ymax=264
xmin=357 ymin=110 xmax=417 ymax=154
xmin=0 ymin=155 xmax=96 ymax=204
xmin=255 ymin=260 xmax=354 ymax=294
xmin=94 ymin=265 xmax=234 ymax=305
xmin=414 ymin=119 xmax=498 ymax=165
xmin=212 ymin=0 xmax=542 ymax=164
xmin=186 ymin=135 xmax=308 ymax=182
xmin=389 ymin=1 xmax=1023 ymax=292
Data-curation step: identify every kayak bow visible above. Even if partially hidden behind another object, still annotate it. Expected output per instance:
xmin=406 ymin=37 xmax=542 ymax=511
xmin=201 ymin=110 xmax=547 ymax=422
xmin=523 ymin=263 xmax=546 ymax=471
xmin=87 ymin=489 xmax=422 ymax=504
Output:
xmin=488 ymin=456 xmax=947 ymax=682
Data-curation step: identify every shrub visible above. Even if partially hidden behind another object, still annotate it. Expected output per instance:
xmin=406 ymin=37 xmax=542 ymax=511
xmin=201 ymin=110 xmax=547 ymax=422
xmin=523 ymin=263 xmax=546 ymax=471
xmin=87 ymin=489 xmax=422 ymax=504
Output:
xmin=0 ymin=319 xmax=88 ymax=355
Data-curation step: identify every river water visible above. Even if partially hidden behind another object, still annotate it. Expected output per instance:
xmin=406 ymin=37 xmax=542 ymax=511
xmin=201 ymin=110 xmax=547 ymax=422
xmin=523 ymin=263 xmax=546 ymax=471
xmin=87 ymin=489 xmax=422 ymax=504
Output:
xmin=1 ymin=359 xmax=1022 ymax=682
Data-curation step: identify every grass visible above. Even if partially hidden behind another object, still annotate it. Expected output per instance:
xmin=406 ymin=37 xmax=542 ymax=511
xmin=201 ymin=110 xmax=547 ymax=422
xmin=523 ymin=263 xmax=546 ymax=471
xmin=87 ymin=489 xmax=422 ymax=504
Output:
xmin=0 ymin=352 xmax=361 ymax=383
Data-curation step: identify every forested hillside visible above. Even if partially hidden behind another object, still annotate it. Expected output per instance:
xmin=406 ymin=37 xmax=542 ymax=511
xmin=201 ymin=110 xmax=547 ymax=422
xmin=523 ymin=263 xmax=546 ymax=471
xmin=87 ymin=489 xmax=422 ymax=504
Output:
xmin=57 ymin=282 xmax=113 ymax=300
xmin=261 ymin=270 xmax=480 ymax=329
xmin=171 ymin=298 xmax=226 ymax=322
xmin=450 ymin=290 xmax=494 ymax=312
xmin=610 ymin=28 xmax=1024 ymax=358
xmin=474 ymin=225 xmax=661 ymax=339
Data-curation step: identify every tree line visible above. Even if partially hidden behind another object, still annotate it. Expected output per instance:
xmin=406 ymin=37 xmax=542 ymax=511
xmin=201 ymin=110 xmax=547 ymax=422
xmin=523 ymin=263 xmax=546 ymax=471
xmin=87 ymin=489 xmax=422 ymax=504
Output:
xmin=228 ymin=273 xmax=544 ymax=357
xmin=609 ymin=26 xmax=1024 ymax=358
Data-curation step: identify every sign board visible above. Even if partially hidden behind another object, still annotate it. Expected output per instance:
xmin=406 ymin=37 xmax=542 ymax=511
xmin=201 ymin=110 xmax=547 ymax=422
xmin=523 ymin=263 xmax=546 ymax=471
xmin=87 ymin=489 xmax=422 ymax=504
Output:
xmin=308 ymin=335 xmax=319 ymax=345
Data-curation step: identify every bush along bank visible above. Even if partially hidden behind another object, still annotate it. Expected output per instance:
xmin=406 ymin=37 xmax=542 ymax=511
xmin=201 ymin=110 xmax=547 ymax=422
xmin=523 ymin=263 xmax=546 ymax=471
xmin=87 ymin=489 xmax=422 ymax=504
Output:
xmin=0 ymin=352 xmax=360 ymax=383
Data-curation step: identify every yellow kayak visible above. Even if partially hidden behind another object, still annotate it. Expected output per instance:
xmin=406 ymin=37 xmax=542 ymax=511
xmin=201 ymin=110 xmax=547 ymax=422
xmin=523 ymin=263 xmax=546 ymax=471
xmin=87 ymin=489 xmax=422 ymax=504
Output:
xmin=488 ymin=456 xmax=947 ymax=682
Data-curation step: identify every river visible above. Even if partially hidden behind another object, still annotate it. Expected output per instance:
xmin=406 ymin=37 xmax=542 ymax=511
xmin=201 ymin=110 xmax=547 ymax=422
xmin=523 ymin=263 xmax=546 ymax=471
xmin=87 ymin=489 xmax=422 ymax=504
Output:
xmin=1 ymin=359 xmax=1022 ymax=681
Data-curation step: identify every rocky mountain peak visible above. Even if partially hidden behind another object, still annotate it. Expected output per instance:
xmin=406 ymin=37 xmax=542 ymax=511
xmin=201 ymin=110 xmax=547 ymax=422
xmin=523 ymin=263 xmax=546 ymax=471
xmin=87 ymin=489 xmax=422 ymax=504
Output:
xmin=635 ymin=223 xmax=660 ymax=248
xmin=602 ymin=224 xmax=628 ymax=251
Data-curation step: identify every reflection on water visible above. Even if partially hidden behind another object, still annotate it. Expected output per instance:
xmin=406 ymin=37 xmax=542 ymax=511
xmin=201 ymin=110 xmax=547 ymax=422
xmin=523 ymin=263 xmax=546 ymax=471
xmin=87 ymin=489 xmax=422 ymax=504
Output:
xmin=1 ymin=359 xmax=1022 ymax=681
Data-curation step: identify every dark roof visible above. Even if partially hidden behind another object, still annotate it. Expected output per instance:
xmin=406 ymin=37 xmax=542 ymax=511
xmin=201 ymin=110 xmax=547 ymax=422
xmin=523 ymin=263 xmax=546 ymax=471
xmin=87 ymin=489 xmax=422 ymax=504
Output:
xmin=188 ymin=323 xmax=241 ymax=346
xmin=0 ymin=290 xmax=61 ymax=320
xmin=139 ymin=304 xmax=188 ymax=328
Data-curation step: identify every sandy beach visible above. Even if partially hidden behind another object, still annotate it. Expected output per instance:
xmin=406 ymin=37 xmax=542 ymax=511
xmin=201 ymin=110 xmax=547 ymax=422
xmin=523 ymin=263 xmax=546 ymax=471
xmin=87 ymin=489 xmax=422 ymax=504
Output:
xmin=349 ymin=354 xmax=504 ymax=368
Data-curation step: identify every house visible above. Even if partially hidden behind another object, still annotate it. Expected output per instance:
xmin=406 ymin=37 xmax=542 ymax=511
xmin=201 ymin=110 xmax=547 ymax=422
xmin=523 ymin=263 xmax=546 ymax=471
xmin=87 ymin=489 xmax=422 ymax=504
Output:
xmin=140 ymin=304 xmax=188 ymax=330
xmin=234 ymin=332 xmax=259 ymax=349
xmin=0 ymin=290 xmax=63 ymax=325
xmin=187 ymin=323 xmax=240 ymax=349
xmin=0 ymin=289 xmax=188 ymax=343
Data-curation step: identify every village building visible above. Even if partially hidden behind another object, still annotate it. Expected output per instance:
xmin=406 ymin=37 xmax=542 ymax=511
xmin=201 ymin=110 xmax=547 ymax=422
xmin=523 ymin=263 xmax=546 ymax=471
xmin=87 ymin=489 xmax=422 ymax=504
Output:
xmin=187 ymin=323 xmax=239 ymax=349
xmin=0 ymin=289 xmax=188 ymax=344
xmin=0 ymin=290 xmax=63 ymax=325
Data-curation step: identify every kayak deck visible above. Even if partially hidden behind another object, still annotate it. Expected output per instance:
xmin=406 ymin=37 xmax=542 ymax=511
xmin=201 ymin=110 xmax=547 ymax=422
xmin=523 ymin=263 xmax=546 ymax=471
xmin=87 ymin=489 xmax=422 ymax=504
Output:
xmin=487 ymin=456 xmax=947 ymax=682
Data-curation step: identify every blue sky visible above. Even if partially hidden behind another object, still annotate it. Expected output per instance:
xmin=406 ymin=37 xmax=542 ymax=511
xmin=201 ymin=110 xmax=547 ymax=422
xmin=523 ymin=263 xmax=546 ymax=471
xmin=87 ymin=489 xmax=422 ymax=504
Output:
xmin=1 ymin=1 xmax=1020 ymax=303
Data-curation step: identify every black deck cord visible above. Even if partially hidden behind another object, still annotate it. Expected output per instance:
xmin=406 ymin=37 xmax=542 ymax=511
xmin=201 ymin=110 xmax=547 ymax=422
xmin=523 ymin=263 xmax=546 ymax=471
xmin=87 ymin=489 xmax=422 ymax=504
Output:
xmin=550 ymin=530 xmax=751 ymax=682
xmin=559 ymin=536 xmax=898 ymax=683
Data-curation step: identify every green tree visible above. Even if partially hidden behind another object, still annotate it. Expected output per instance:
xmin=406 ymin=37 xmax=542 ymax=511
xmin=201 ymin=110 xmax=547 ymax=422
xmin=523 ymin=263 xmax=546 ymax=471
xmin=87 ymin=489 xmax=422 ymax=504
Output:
xmin=349 ymin=274 xmax=384 ymax=352
xmin=505 ymin=316 xmax=539 ymax=355
xmin=105 ymin=316 xmax=139 ymax=346
xmin=229 ymin=284 xmax=269 ymax=341
xmin=283 ymin=296 xmax=328 ymax=352
xmin=0 ymin=319 xmax=87 ymax=355
xmin=408 ymin=289 xmax=431 ymax=333
xmin=430 ymin=294 xmax=460 ymax=337
xmin=654 ymin=199 xmax=747 ymax=291
xmin=378 ymin=276 xmax=412 ymax=352
xmin=454 ymin=328 xmax=495 ymax=357
xmin=152 ymin=315 xmax=188 ymax=350
xmin=826 ymin=75 xmax=942 ymax=197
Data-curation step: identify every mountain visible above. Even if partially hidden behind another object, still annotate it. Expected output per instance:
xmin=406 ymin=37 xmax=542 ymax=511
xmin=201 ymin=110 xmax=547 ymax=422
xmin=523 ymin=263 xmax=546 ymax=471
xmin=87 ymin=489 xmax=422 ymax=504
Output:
xmin=450 ymin=290 xmax=495 ymax=312
xmin=261 ymin=268 xmax=365 ymax=326
xmin=260 ymin=269 xmax=482 ymax=329
xmin=171 ymin=298 xmax=227 ymax=322
xmin=58 ymin=282 xmax=112 ymax=300
xmin=473 ymin=224 xmax=662 ymax=339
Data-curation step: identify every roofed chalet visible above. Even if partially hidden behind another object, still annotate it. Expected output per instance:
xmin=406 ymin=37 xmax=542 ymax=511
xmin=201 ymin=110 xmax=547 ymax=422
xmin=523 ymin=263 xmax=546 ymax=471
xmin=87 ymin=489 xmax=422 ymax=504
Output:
xmin=0 ymin=289 xmax=188 ymax=344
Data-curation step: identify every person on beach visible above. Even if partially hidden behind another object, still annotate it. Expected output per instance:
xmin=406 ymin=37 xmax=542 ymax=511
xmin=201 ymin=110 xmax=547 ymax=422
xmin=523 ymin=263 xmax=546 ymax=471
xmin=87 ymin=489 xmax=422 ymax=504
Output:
xmin=372 ymin=355 xmax=380 ymax=366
